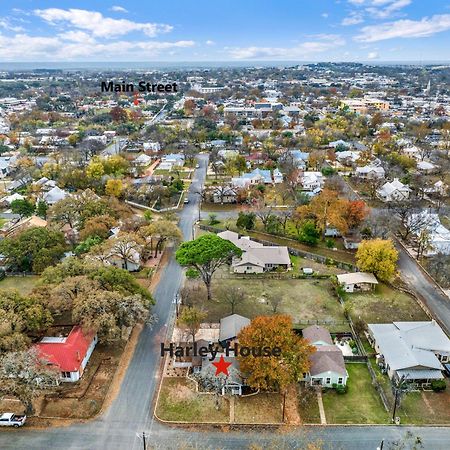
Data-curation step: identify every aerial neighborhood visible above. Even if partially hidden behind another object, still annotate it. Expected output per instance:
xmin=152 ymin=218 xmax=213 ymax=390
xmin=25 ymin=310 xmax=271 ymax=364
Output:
xmin=0 ymin=61 xmax=450 ymax=437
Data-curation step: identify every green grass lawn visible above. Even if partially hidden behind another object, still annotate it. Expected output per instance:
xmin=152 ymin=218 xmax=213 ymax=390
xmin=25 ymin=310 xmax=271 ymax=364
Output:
xmin=188 ymin=277 xmax=349 ymax=330
xmin=0 ymin=275 xmax=39 ymax=295
xmin=346 ymin=283 xmax=429 ymax=324
xmin=234 ymin=393 xmax=283 ymax=424
xmin=322 ymin=363 xmax=389 ymax=424
xmin=155 ymin=378 xmax=229 ymax=423
xmin=397 ymin=381 xmax=450 ymax=424
xmin=298 ymin=386 xmax=321 ymax=424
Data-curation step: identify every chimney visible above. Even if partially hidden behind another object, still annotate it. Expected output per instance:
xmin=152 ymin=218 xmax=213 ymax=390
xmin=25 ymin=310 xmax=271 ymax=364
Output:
xmin=76 ymin=351 xmax=81 ymax=361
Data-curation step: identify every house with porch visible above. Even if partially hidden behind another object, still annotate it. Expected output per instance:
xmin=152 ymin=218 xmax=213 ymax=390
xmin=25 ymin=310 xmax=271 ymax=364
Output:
xmin=337 ymin=272 xmax=378 ymax=293
xmin=367 ymin=321 xmax=450 ymax=388
xmin=302 ymin=325 xmax=348 ymax=388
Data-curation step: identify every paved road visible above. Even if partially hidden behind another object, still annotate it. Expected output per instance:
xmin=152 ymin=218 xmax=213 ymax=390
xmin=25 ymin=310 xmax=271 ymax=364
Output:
xmin=396 ymin=241 xmax=450 ymax=334
xmin=1 ymin=154 xmax=450 ymax=449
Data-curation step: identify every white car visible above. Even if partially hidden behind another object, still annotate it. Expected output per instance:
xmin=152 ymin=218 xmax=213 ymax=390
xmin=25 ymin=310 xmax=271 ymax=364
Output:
xmin=0 ymin=413 xmax=27 ymax=427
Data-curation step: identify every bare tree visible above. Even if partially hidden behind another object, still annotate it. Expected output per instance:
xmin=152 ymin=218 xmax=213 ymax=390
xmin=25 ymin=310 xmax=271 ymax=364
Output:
xmin=217 ymin=285 xmax=245 ymax=314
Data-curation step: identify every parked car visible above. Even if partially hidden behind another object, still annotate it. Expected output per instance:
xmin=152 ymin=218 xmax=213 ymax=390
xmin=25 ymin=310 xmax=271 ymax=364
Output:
xmin=195 ymin=164 xmax=200 ymax=169
xmin=0 ymin=413 xmax=27 ymax=427
xmin=183 ymin=198 xmax=189 ymax=204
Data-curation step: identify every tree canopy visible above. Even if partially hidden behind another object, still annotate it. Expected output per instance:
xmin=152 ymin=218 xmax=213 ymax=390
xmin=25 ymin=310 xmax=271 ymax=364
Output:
xmin=356 ymin=239 xmax=399 ymax=281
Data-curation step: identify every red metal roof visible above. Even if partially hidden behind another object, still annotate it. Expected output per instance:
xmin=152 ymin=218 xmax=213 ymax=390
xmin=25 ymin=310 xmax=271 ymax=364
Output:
xmin=34 ymin=326 xmax=96 ymax=373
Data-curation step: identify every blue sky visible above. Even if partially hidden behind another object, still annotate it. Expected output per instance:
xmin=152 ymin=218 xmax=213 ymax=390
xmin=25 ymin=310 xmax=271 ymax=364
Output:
xmin=1 ymin=1 xmax=450 ymax=61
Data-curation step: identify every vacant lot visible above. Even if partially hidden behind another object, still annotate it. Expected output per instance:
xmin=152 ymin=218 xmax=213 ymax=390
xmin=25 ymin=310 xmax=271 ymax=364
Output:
xmin=234 ymin=393 xmax=283 ymax=424
xmin=346 ymin=284 xmax=429 ymax=324
xmin=322 ymin=363 xmax=389 ymax=424
xmin=290 ymin=255 xmax=346 ymax=276
xmin=156 ymin=378 xmax=229 ymax=423
xmin=0 ymin=275 xmax=39 ymax=295
xmin=188 ymin=277 xmax=348 ymax=329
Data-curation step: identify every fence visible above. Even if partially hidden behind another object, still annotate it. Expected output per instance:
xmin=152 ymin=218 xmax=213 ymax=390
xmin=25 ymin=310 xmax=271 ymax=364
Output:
xmin=199 ymin=224 xmax=356 ymax=271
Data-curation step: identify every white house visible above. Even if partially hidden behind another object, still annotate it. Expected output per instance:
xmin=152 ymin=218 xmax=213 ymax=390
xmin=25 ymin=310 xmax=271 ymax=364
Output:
xmin=355 ymin=165 xmax=385 ymax=179
xmin=134 ymin=154 xmax=152 ymax=166
xmin=337 ymin=272 xmax=379 ymax=293
xmin=34 ymin=326 xmax=98 ymax=383
xmin=301 ymin=171 xmax=324 ymax=191
xmin=42 ymin=186 xmax=68 ymax=205
xmin=408 ymin=212 xmax=450 ymax=256
xmin=302 ymin=325 xmax=348 ymax=387
xmin=376 ymin=178 xmax=411 ymax=202
xmin=368 ymin=321 xmax=450 ymax=387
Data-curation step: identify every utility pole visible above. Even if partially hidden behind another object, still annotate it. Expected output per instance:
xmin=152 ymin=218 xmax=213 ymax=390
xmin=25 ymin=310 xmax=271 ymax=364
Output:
xmin=142 ymin=431 xmax=146 ymax=450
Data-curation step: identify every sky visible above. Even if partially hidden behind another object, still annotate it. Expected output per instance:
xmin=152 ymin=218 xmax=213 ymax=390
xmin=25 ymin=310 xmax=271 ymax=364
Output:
xmin=1 ymin=0 xmax=450 ymax=62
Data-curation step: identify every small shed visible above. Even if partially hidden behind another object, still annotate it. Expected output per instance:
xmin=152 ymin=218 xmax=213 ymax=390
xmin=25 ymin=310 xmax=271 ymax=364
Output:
xmin=336 ymin=272 xmax=378 ymax=293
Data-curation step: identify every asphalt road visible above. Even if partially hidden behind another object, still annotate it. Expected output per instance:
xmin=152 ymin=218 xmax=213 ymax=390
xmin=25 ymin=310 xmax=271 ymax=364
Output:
xmin=1 ymin=155 xmax=450 ymax=449
xmin=396 ymin=242 xmax=450 ymax=334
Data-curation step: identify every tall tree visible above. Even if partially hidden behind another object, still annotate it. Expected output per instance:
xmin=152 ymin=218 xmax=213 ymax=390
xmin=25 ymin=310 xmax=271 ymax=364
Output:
xmin=177 ymin=306 xmax=207 ymax=343
xmin=356 ymin=239 xmax=398 ymax=281
xmin=176 ymin=234 xmax=241 ymax=300
xmin=237 ymin=315 xmax=314 ymax=391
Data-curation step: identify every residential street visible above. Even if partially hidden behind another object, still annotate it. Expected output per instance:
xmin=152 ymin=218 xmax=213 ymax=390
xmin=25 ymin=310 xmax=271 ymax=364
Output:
xmin=1 ymin=155 xmax=450 ymax=449
xmin=396 ymin=242 xmax=450 ymax=334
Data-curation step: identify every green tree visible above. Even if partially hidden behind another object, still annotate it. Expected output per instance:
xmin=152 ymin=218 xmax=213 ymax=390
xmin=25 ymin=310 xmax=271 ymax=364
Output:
xmin=0 ymin=227 xmax=66 ymax=273
xmin=298 ymin=220 xmax=320 ymax=246
xmin=10 ymin=199 xmax=35 ymax=218
xmin=35 ymin=200 xmax=48 ymax=219
xmin=176 ymin=234 xmax=242 ymax=300
xmin=236 ymin=212 xmax=256 ymax=230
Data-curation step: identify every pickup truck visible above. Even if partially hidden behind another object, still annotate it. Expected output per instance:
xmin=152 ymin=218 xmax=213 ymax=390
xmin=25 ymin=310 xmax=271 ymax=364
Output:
xmin=0 ymin=413 xmax=27 ymax=427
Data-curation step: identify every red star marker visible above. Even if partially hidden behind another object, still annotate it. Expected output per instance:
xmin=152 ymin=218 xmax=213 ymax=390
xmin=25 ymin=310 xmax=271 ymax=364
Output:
xmin=133 ymin=92 xmax=139 ymax=106
xmin=212 ymin=355 xmax=232 ymax=376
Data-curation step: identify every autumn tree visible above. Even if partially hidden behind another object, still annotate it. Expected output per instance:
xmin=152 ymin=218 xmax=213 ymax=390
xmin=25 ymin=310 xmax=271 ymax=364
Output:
xmin=79 ymin=214 xmax=117 ymax=241
xmin=176 ymin=234 xmax=242 ymax=300
xmin=356 ymin=239 xmax=399 ymax=281
xmin=237 ymin=315 xmax=314 ymax=391
xmin=177 ymin=306 xmax=207 ymax=343
xmin=105 ymin=179 xmax=124 ymax=198
xmin=141 ymin=220 xmax=183 ymax=257
xmin=343 ymin=200 xmax=368 ymax=230
xmin=97 ymin=233 xmax=143 ymax=271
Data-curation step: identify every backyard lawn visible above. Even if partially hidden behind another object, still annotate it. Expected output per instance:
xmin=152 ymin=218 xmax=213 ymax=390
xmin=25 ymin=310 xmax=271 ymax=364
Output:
xmin=321 ymin=363 xmax=389 ymax=424
xmin=188 ymin=277 xmax=349 ymax=330
xmin=346 ymin=283 xmax=429 ymax=324
xmin=0 ymin=275 xmax=39 ymax=295
xmin=234 ymin=393 xmax=283 ymax=424
xmin=155 ymin=378 xmax=229 ymax=423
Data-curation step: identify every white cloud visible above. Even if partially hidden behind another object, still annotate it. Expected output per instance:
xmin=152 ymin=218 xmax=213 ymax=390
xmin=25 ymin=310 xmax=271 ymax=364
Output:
xmin=229 ymin=35 xmax=345 ymax=59
xmin=322 ymin=13 xmax=329 ymax=19
xmin=367 ymin=51 xmax=379 ymax=59
xmin=110 ymin=6 xmax=128 ymax=13
xmin=345 ymin=0 xmax=410 ymax=20
xmin=205 ymin=40 xmax=215 ymax=45
xmin=356 ymin=14 xmax=450 ymax=42
xmin=341 ymin=13 xmax=364 ymax=26
xmin=34 ymin=8 xmax=172 ymax=38
xmin=0 ymin=18 xmax=25 ymax=32
xmin=0 ymin=32 xmax=194 ymax=60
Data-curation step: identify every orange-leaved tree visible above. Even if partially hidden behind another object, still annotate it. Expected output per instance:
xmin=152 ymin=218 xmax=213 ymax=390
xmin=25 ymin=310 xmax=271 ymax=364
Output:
xmin=237 ymin=315 xmax=315 ymax=391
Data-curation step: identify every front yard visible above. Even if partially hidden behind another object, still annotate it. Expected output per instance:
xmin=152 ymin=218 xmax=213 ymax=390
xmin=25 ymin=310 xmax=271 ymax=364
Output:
xmin=321 ymin=363 xmax=389 ymax=424
xmin=345 ymin=283 xmax=429 ymax=324
xmin=187 ymin=277 xmax=349 ymax=331
xmin=0 ymin=275 xmax=39 ymax=295
xmin=234 ymin=393 xmax=283 ymax=424
xmin=155 ymin=378 xmax=230 ymax=423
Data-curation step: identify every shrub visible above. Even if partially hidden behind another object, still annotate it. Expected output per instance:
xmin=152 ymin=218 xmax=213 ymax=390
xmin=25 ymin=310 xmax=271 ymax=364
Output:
xmin=325 ymin=238 xmax=335 ymax=249
xmin=208 ymin=213 xmax=220 ymax=226
xmin=431 ymin=380 xmax=446 ymax=392
xmin=336 ymin=384 xmax=348 ymax=394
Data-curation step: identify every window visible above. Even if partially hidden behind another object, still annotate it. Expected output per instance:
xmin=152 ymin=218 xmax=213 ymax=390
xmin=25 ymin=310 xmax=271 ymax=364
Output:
xmin=61 ymin=371 xmax=71 ymax=378
xmin=338 ymin=377 xmax=343 ymax=384
xmin=326 ymin=377 xmax=331 ymax=384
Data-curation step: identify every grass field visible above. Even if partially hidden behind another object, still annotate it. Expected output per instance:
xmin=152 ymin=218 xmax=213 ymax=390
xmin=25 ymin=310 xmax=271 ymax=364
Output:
xmin=298 ymin=386 xmax=321 ymax=424
xmin=188 ymin=277 xmax=349 ymax=330
xmin=155 ymin=378 xmax=229 ymax=423
xmin=0 ymin=275 xmax=39 ymax=295
xmin=321 ymin=363 xmax=389 ymax=424
xmin=346 ymin=284 xmax=429 ymax=324
xmin=234 ymin=393 xmax=283 ymax=424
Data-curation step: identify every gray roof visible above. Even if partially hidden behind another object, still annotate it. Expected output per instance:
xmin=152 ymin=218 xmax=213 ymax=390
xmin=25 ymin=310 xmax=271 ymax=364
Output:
xmin=303 ymin=325 xmax=333 ymax=345
xmin=309 ymin=345 xmax=347 ymax=377
xmin=219 ymin=314 xmax=250 ymax=342
xmin=368 ymin=321 xmax=449 ymax=372
xmin=337 ymin=272 xmax=378 ymax=285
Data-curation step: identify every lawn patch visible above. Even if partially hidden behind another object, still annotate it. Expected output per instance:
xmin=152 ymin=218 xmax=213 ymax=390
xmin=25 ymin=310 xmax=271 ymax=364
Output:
xmin=234 ymin=393 xmax=283 ymax=424
xmin=346 ymin=283 xmax=428 ymax=324
xmin=322 ymin=363 xmax=389 ymax=424
xmin=155 ymin=378 xmax=229 ymax=423
xmin=0 ymin=275 xmax=39 ymax=295
xmin=298 ymin=385 xmax=321 ymax=423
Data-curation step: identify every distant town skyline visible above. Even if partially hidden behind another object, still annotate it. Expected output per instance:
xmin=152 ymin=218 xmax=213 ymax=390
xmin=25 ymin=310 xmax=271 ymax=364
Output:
xmin=1 ymin=0 xmax=450 ymax=62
